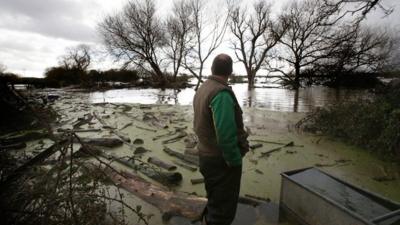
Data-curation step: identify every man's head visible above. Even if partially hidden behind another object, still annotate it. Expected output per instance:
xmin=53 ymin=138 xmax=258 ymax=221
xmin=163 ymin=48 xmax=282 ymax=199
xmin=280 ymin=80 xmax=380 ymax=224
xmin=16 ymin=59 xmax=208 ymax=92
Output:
xmin=211 ymin=54 xmax=233 ymax=77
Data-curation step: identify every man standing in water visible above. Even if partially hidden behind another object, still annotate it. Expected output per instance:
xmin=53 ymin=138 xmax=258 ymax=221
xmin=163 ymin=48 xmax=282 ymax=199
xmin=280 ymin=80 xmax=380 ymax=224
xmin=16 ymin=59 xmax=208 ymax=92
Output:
xmin=193 ymin=54 xmax=249 ymax=225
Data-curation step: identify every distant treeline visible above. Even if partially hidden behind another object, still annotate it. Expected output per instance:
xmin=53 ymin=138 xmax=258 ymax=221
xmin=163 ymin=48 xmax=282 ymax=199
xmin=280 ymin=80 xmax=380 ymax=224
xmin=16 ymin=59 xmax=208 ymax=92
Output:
xmin=0 ymin=67 xmax=191 ymax=89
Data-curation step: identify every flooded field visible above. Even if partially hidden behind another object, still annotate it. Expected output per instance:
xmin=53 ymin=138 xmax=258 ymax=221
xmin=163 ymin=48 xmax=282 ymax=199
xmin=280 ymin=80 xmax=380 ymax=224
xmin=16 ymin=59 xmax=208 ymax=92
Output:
xmin=89 ymin=83 xmax=371 ymax=112
xmin=34 ymin=88 xmax=398 ymax=225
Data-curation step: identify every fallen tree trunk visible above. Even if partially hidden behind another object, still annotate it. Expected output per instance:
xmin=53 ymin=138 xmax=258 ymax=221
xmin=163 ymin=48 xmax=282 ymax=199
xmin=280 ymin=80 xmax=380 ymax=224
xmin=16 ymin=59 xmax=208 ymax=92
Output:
xmin=147 ymin=157 xmax=177 ymax=171
xmin=99 ymin=165 xmax=206 ymax=221
xmin=78 ymin=137 xmax=123 ymax=148
xmin=106 ymin=153 xmax=182 ymax=186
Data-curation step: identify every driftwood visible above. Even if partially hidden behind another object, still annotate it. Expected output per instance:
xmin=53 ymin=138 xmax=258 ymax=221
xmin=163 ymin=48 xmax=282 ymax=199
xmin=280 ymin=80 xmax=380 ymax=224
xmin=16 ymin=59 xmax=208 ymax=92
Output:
xmin=244 ymin=194 xmax=271 ymax=203
xmin=78 ymin=137 xmax=123 ymax=148
xmin=0 ymin=139 xmax=68 ymax=190
xmin=57 ymin=128 xmax=101 ymax=133
xmin=249 ymin=143 xmax=263 ymax=150
xmin=163 ymin=147 xmax=199 ymax=166
xmin=106 ymin=153 xmax=183 ymax=186
xmin=73 ymin=114 xmax=93 ymax=129
xmin=147 ymin=157 xmax=177 ymax=171
xmin=135 ymin=125 xmax=157 ymax=132
xmin=0 ymin=130 xmax=47 ymax=144
xmin=250 ymin=139 xmax=303 ymax=147
xmin=134 ymin=146 xmax=150 ymax=154
xmin=172 ymin=160 xmax=197 ymax=172
xmin=162 ymin=132 xmax=187 ymax=144
xmin=0 ymin=142 xmax=27 ymax=150
xmin=99 ymin=165 xmax=206 ymax=221
xmin=238 ymin=196 xmax=261 ymax=207
xmin=260 ymin=142 xmax=295 ymax=158
xmin=190 ymin=178 xmax=204 ymax=185
xmin=93 ymin=112 xmax=131 ymax=143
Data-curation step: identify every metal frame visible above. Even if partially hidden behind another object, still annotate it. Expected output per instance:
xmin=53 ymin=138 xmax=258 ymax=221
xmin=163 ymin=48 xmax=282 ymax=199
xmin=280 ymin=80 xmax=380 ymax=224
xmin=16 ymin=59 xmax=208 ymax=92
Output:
xmin=280 ymin=167 xmax=400 ymax=225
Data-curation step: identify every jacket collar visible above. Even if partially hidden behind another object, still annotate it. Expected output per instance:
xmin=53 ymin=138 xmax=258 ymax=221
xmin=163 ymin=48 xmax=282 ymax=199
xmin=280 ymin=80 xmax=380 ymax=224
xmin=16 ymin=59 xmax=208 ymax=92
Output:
xmin=208 ymin=75 xmax=230 ymax=87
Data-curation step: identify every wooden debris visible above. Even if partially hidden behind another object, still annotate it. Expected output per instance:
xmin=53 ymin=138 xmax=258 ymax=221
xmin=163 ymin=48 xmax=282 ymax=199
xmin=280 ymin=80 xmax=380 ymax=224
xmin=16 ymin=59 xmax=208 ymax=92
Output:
xmin=136 ymin=125 xmax=157 ymax=132
xmin=255 ymin=169 xmax=264 ymax=174
xmin=238 ymin=196 xmax=260 ymax=207
xmin=259 ymin=141 xmax=296 ymax=158
xmin=97 ymin=165 xmax=206 ymax=221
xmin=134 ymin=146 xmax=150 ymax=154
xmin=172 ymin=160 xmax=197 ymax=172
xmin=120 ymin=122 xmax=133 ymax=130
xmin=148 ymin=157 xmax=177 ymax=171
xmin=250 ymin=139 xmax=303 ymax=147
xmin=93 ymin=112 xmax=131 ymax=143
xmin=190 ymin=178 xmax=204 ymax=185
xmin=163 ymin=147 xmax=199 ymax=166
xmin=78 ymin=137 xmax=123 ymax=148
xmin=0 ymin=142 xmax=27 ymax=150
xmin=162 ymin=131 xmax=187 ymax=144
xmin=249 ymin=143 xmax=263 ymax=150
xmin=57 ymin=128 xmax=101 ymax=133
xmin=244 ymin=194 xmax=271 ymax=203
xmin=107 ymin=153 xmax=183 ymax=186
xmin=133 ymin=138 xmax=144 ymax=145
xmin=73 ymin=114 xmax=93 ymax=129
xmin=0 ymin=130 xmax=47 ymax=144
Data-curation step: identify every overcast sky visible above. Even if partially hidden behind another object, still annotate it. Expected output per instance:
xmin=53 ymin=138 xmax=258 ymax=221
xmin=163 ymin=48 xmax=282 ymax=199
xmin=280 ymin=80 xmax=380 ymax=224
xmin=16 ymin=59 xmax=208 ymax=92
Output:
xmin=0 ymin=0 xmax=399 ymax=77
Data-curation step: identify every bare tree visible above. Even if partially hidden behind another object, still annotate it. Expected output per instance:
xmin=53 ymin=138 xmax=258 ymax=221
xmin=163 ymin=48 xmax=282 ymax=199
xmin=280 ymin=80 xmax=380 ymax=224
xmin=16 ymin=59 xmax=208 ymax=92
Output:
xmin=229 ymin=0 xmax=286 ymax=90
xmin=318 ymin=25 xmax=395 ymax=76
xmin=183 ymin=0 xmax=229 ymax=90
xmin=165 ymin=0 xmax=194 ymax=81
xmin=323 ymin=0 xmax=394 ymax=24
xmin=99 ymin=0 xmax=167 ymax=86
xmin=269 ymin=0 xmax=341 ymax=88
xmin=59 ymin=44 xmax=91 ymax=71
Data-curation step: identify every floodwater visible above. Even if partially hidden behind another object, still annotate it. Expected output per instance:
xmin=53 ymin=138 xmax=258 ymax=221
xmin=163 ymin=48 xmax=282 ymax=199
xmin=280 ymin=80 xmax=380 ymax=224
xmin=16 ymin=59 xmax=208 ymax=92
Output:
xmin=89 ymin=83 xmax=371 ymax=112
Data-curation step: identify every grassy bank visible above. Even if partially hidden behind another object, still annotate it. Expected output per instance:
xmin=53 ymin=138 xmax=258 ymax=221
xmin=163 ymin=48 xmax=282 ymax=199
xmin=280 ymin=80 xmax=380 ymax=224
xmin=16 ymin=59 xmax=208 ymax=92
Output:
xmin=299 ymin=80 xmax=400 ymax=160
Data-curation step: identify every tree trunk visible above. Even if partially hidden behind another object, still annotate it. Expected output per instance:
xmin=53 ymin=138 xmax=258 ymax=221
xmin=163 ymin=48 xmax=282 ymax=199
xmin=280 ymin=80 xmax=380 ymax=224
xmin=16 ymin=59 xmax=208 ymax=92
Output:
xmin=294 ymin=63 xmax=301 ymax=89
xmin=247 ymin=69 xmax=256 ymax=90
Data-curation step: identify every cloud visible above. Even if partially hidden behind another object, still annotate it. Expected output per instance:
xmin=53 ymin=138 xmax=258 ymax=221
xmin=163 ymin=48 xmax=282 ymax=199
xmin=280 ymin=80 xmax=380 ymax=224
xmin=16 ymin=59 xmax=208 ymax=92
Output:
xmin=0 ymin=0 xmax=97 ymax=42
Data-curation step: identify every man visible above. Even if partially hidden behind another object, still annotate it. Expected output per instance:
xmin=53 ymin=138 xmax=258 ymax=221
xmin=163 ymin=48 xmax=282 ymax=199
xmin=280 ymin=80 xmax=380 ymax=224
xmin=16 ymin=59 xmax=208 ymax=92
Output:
xmin=193 ymin=54 xmax=249 ymax=225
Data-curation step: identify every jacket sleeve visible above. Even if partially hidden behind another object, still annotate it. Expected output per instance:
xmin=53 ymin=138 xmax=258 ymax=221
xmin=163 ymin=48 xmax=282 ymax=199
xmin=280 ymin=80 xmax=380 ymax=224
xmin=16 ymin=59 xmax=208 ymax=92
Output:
xmin=210 ymin=90 xmax=242 ymax=166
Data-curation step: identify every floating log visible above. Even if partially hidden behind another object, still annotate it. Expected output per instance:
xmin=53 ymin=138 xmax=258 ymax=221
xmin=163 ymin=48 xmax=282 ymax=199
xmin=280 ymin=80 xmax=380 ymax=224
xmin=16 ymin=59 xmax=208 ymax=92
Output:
xmin=78 ymin=137 xmax=123 ymax=148
xmin=96 ymin=165 xmax=206 ymax=221
xmin=133 ymin=138 xmax=144 ymax=145
xmin=136 ymin=125 xmax=157 ymax=132
xmin=249 ymin=143 xmax=263 ymax=150
xmin=238 ymin=196 xmax=261 ymax=207
xmin=0 ymin=130 xmax=47 ymax=144
xmin=120 ymin=122 xmax=133 ymax=130
xmin=0 ymin=142 xmax=27 ymax=150
xmin=244 ymin=194 xmax=271 ymax=203
xmin=259 ymin=141 xmax=296 ymax=158
xmin=172 ymin=160 xmax=198 ymax=172
xmin=134 ymin=146 xmax=150 ymax=154
xmin=250 ymin=139 xmax=302 ymax=147
xmin=162 ymin=131 xmax=187 ymax=144
xmin=147 ymin=157 xmax=177 ymax=171
xmin=107 ymin=153 xmax=183 ymax=186
xmin=163 ymin=147 xmax=199 ymax=166
xmin=190 ymin=178 xmax=204 ymax=185
xmin=93 ymin=112 xmax=131 ymax=143
xmin=57 ymin=128 xmax=101 ymax=133
xmin=73 ymin=114 xmax=93 ymax=129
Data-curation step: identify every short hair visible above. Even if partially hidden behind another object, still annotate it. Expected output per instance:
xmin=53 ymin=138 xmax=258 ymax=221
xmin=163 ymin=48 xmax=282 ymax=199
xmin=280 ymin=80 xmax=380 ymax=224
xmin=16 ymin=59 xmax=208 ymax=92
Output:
xmin=211 ymin=54 xmax=233 ymax=76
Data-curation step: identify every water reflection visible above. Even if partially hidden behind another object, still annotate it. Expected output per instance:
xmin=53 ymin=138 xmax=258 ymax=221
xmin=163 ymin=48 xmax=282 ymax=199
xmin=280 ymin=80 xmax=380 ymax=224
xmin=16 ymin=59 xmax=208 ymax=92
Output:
xmin=89 ymin=84 xmax=371 ymax=112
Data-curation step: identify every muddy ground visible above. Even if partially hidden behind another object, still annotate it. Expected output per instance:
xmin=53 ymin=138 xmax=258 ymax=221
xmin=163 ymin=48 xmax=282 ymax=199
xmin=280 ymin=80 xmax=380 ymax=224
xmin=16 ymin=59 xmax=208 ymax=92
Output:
xmin=4 ymin=89 xmax=400 ymax=225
